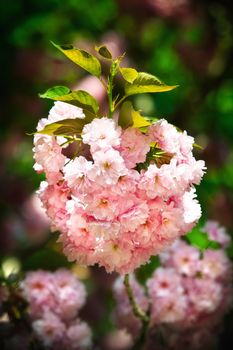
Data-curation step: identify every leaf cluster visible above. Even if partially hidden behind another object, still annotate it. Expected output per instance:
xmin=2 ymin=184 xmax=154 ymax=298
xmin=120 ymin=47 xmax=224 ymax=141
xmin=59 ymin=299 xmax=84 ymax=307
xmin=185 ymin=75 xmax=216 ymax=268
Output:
xmin=35 ymin=42 xmax=178 ymax=138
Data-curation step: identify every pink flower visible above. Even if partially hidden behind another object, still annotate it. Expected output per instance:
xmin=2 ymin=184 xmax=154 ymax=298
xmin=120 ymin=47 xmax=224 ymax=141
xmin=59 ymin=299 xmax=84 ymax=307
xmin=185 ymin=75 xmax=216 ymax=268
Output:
xmin=181 ymin=188 xmax=202 ymax=224
xmin=148 ymin=119 xmax=179 ymax=153
xmin=21 ymin=269 xmax=91 ymax=348
xmin=103 ymin=329 xmax=133 ymax=350
xmin=33 ymin=135 xmax=66 ymax=183
xmin=119 ymin=128 xmax=150 ymax=168
xmin=48 ymin=101 xmax=85 ymax=122
xmin=66 ymin=210 xmax=96 ymax=251
xmin=34 ymin=114 xmax=205 ymax=274
xmin=183 ymin=157 xmax=206 ymax=185
xmin=111 ymin=170 xmax=139 ymax=195
xmin=119 ymin=201 xmax=149 ymax=232
xmin=147 ymin=267 xmax=184 ymax=297
xmin=88 ymin=149 xmax=128 ymax=185
xmin=171 ymin=244 xmax=200 ymax=276
xmin=148 ymin=199 xmax=183 ymax=240
xmin=203 ymin=220 xmax=231 ymax=247
xmin=138 ymin=162 xmax=178 ymax=199
xmin=38 ymin=180 xmax=70 ymax=232
xmin=84 ymin=191 xmax=121 ymax=221
xmin=67 ymin=321 xmax=92 ymax=349
xmin=150 ymin=293 xmax=188 ymax=324
xmin=20 ymin=270 xmax=55 ymax=318
xmin=90 ymin=240 xmax=133 ymax=273
xmin=113 ymin=223 xmax=232 ymax=348
xmin=82 ymin=117 xmax=121 ymax=151
xmin=198 ymin=250 xmax=230 ymax=280
xmin=21 ymin=269 xmax=87 ymax=320
xmin=54 ymin=270 xmax=86 ymax=320
xmin=113 ymin=225 xmax=232 ymax=348
xmin=32 ymin=312 xmax=66 ymax=346
xmin=178 ymin=131 xmax=194 ymax=157
xmin=63 ymin=156 xmax=94 ymax=195
xmin=186 ymin=278 xmax=222 ymax=313
xmin=88 ymin=221 xmax=121 ymax=240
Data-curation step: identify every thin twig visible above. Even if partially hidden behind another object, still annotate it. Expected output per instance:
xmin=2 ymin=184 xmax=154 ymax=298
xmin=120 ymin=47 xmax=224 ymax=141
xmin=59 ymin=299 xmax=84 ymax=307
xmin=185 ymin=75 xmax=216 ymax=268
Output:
xmin=124 ymin=274 xmax=149 ymax=350
xmin=99 ymin=76 xmax=108 ymax=90
xmin=114 ymin=95 xmax=127 ymax=110
xmin=124 ymin=274 xmax=149 ymax=323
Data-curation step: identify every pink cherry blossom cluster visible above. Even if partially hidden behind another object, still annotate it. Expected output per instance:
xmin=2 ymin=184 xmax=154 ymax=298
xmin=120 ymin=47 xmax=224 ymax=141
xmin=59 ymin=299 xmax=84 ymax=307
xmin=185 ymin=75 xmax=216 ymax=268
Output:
xmin=34 ymin=101 xmax=205 ymax=273
xmin=20 ymin=269 xmax=92 ymax=349
xmin=113 ymin=221 xmax=232 ymax=349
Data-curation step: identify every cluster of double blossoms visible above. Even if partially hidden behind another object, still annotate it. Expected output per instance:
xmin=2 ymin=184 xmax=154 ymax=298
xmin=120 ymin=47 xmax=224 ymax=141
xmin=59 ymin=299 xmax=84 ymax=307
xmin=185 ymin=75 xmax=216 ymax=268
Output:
xmin=20 ymin=269 xmax=91 ymax=349
xmin=113 ymin=221 xmax=233 ymax=349
xmin=34 ymin=101 xmax=205 ymax=273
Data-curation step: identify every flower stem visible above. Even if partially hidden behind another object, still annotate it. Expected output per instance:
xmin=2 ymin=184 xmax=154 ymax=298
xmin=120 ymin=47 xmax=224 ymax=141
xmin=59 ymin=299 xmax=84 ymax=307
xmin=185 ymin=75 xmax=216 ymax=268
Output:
xmin=107 ymin=61 xmax=119 ymax=118
xmin=124 ymin=274 xmax=148 ymax=322
xmin=114 ymin=95 xmax=127 ymax=110
xmin=107 ymin=75 xmax=114 ymax=118
xmin=124 ymin=274 xmax=149 ymax=349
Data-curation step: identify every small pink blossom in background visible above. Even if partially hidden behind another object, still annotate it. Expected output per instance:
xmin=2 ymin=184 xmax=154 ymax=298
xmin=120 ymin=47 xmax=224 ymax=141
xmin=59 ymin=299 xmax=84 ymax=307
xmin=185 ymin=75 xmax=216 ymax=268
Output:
xmin=33 ymin=102 xmax=206 ymax=273
xmin=150 ymin=292 xmax=188 ymax=323
xmin=102 ymin=329 xmax=133 ymax=350
xmin=202 ymin=220 xmax=231 ymax=248
xmin=171 ymin=244 xmax=200 ymax=276
xmin=147 ymin=267 xmax=184 ymax=297
xmin=113 ymin=221 xmax=232 ymax=350
xmin=20 ymin=269 xmax=91 ymax=349
xmin=66 ymin=321 xmax=92 ymax=349
xmin=32 ymin=311 xmax=66 ymax=347
xmin=148 ymin=0 xmax=192 ymax=20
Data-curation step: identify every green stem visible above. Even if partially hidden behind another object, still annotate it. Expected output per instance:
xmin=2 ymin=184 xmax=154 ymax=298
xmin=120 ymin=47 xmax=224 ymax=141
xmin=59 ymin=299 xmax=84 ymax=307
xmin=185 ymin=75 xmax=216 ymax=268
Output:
xmin=124 ymin=274 xmax=148 ymax=322
xmin=134 ymin=321 xmax=148 ymax=350
xmin=124 ymin=274 xmax=149 ymax=350
xmin=107 ymin=61 xmax=119 ymax=118
xmin=114 ymin=95 xmax=127 ymax=110
xmin=99 ymin=77 xmax=108 ymax=90
xmin=107 ymin=73 xmax=114 ymax=118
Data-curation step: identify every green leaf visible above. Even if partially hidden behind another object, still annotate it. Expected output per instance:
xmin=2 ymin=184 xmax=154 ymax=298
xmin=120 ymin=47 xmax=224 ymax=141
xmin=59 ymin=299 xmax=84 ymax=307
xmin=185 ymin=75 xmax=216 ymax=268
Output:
xmin=118 ymin=101 xmax=133 ymax=128
xmin=193 ymin=143 xmax=203 ymax=150
xmin=39 ymin=86 xmax=99 ymax=114
xmin=118 ymin=101 xmax=153 ymax=131
xmin=136 ymin=256 xmax=160 ymax=285
xmin=120 ymin=67 xmax=138 ymax=83
xmin=186 ymin=228 xmax=221 ymax=251
xmin=125 ymin=72 xmax=178 ymax=96
xmin=208 ymin=240 xmax=221 ymax=250
xmin=22 ymin=248 xmax=72 ymax=271
xmin=226 ymin=243 xmax=233 ymax=258
xmin=95 ymin=45 xmax=112 ymax=59
xmin=186 ymin=229 xmax=210 ymax=250
xmin=36 ymin=118 xmax=92 ymax=137
xmin=131 ymin=109 xmax=152 ymax=130
xmin=51 ymin=41 xmax=101 ymax=77
xmin=39 ymin=85 xmax=70 ymax=98
xmin=114 ymin=52 xmax=126 ymax=66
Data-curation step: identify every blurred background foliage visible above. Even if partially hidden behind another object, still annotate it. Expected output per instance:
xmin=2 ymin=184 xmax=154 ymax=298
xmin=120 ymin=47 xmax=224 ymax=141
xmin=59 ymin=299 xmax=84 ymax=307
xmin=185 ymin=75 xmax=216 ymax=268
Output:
xmin=1 ymin=0 xmax=233 ymax=348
